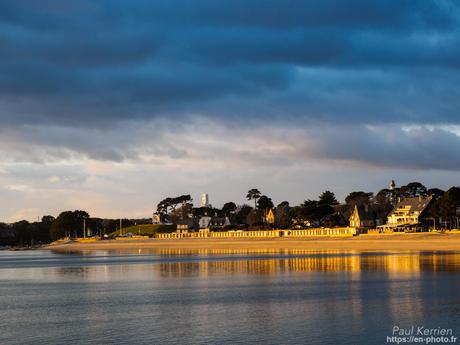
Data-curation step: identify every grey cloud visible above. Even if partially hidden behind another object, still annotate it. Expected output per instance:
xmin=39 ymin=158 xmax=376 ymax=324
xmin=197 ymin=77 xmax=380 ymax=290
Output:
xmin=0 ymin=0 xmax=459 ymax=129
xmin=308 ymin=125 xmax=460 ymax=170
xmin=3 ymin=120 xmax=460 ymax=172
xmin=0 ymin=122 xmax=190 ymax=163
xmin=0 ymin=0 xmax=460 ymax=175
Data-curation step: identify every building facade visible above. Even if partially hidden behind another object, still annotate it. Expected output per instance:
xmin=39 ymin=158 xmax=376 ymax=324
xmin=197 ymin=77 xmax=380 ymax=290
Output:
xmin=152 ymin=213 xmax=161 ymax=224
xmin=199 ymin=215 xmax=231 ymax=230
xmin=383 ymin=195 xmax=433 ymax=231
xmin=264 ymin=209 xmax=275 ymax=225
xmin=349 ymin=205 xmax=383 ymax=228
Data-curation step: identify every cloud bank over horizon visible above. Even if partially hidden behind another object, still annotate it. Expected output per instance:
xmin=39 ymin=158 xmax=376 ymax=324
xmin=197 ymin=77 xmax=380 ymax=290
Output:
xmin=1 ymin=0 xmax=460 ymax=221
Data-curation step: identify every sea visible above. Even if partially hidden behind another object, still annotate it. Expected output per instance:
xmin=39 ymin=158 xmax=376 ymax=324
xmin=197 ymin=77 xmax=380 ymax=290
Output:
xmin=1 ymin=249 xmax=460 ymax=345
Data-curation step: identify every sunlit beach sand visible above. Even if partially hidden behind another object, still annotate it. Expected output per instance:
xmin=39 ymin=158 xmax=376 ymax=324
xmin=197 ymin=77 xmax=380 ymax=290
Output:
xmin=47 ymin=233 xmax=460 ymax=252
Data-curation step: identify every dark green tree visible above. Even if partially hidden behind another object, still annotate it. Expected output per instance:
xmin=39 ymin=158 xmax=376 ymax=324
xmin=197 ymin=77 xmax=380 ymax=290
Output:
xmin=275 ymin=202 xmax=291 ymax=228
xmin=277 ymin=201 xmax=290 ymax=208
xmin=427 ymin=188 xmax=445 ymax=200
xmin=157 ymin=197 xmax=172 ymax=215
xmin=319 ymin=190 xmax=339 ymax=205
xmin=400 ymin=182 xmax=427 ymax=198
xmin=246 ymin=209 xmax=263 ymax=228
xmin=50 ymin=210 xmax=89 ymax=240
xmin=345 ymin=191 xmax=373 ymax=206
xmin=12 ymin=220 xmax=31 ymax=245
xmin=35 ymin=215 xmax=54 ymax=243
xmin=0 ymin=223 xmax=15 ymax=246
xmin=102 ymin=219 xmax=119 ymax=234
xmin=257 ymin=195 xmax=274 ymax=210
xmin=170 ymin=201 xmax=194 ymax=223
xmin=299 ymin=200 xmax=334 ymax=226
xmin=375 ymin=189 xmax=392 ymax=205
xmin=157 ymin=195 xmax=192 ymax=216
xmin=222 ymin=202 xmax=237 ymax=216
xmin=246 ymin=189 xmax=262 ymax=209
xmin=192 ymin=206 xmax=215 ymax=217
xmin=233 ymin=205 xmax=253 ymax=225
xmin=430 ymin=187 xmax=460 ymax=227
xmin=87 ymin=217 xmax=104 ymax=237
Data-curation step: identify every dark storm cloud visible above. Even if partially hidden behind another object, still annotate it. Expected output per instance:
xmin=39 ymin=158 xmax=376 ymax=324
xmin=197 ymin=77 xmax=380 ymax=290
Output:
xmin=1 ymin=0 xmax=460 ymax=173
xmin=0 ymin=0 xmax=459 ymax=127
xmin=308 ymin=125 xmax=460 ymax=171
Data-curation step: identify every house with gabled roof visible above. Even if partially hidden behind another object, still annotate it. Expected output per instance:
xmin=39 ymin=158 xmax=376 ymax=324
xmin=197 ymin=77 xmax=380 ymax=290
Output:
xmin=199 ymin=214 xmax=231 ymax=230
xmin=264 ymin=209 xmax=275 ymax=225
xmin=349 ymin=204 xmax=383 ymax=228
xmin=382 ymin=195 xmax=433 ymax=231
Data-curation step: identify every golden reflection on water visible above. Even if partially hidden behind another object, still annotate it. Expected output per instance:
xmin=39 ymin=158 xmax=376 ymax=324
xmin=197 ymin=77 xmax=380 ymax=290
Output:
xmin=144 ymin=249 xmax=460 ymax=277
xmin=46 ymin=249 xmax=460 ymax=280
xmin=155 ymin=256 xmax=363 ymax=278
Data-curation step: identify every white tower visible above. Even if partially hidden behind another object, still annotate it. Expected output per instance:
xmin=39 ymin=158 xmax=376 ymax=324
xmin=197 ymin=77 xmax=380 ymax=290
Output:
xmin=201 ymin=193 xmax=210 ymax=208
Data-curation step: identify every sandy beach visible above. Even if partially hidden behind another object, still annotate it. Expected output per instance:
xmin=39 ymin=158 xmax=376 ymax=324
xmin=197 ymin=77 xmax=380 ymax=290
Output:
xmin=47 ymin=233 xmax=460 ymax=252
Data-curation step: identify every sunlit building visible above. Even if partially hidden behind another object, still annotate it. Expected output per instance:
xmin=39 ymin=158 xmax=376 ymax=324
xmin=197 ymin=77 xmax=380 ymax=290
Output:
xmin=381 ymin=195 xmax=433 ymax=232
xmin=264 ymin=209 xmax=275 ymax=225
xmin=349 ymin=205 xmax=384 ymax=228
xmin=201 ymin=193 xmax=211 ymax=208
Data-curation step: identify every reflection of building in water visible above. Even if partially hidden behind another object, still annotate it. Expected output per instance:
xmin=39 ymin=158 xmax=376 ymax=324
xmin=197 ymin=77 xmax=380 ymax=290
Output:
xmin=151 ymin=251 xmax=460 ymax=278
xmin=419 ymin=253 xmax=460 ymax=272
xmin=50 ymin=251 xmax=460 ymax=283
xmin=364 ymin=254 xmax=422 ymax=277
xmin=285 ymin=255 xmax=362 ymax=273
xmin=155 ymin=248 xmax=344 ymax=256
xmin=156 ymin=259 xmax=283 ymax=278
xmin=154 ymin=254 xmax=364 ymax=278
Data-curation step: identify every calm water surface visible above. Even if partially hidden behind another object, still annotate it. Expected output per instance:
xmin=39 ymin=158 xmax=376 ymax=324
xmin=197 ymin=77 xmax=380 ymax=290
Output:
xmin=1 ymin=249 xmax=460 ymax=345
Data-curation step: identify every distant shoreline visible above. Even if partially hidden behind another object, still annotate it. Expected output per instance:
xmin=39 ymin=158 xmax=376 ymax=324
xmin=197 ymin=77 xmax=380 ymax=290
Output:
xmin=47 ymin=233 xmax=460 ymax=252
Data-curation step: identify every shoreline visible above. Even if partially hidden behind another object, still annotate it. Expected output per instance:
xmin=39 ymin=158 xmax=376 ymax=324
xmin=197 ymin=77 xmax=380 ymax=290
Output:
xmin=46 ymin=233 xmax=460 ymax=252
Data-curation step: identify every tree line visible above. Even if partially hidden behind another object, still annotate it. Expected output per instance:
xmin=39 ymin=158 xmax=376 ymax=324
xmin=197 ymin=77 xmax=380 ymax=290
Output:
xmin=156 ymin=182 xmax=460 ymax=230
xmin=0 ymin=211 xmax=152 ymax=247
xmin=2 ymin=181 xmax=460 ymax=246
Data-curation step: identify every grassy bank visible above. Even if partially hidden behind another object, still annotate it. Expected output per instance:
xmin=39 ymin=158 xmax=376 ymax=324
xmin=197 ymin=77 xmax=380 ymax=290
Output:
xmin=110 ymin=224 xmax=175 ymax=237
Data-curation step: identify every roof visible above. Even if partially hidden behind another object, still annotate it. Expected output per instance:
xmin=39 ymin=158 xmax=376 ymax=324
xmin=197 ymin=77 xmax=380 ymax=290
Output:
xmin=388 ymin=196 xmax=433 ymax=217
xmin=354 ymin=205 xmax=376 ymax=221
xmin=349 ymin=204 xmax=385 ymax=222
xmin=177 ymin=219 xmax=194 ymax=226
xmin=210 ymin=217 xmax=226 ymax=222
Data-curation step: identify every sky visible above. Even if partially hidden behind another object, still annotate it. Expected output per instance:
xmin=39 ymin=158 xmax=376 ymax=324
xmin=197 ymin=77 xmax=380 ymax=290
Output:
xmin=1 ymin=0 xmax=460 ymax=222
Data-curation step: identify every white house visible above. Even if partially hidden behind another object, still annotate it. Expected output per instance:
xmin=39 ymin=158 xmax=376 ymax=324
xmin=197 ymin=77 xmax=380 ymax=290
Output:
xmin=199 ymin=215 xmax=231 ymax=229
